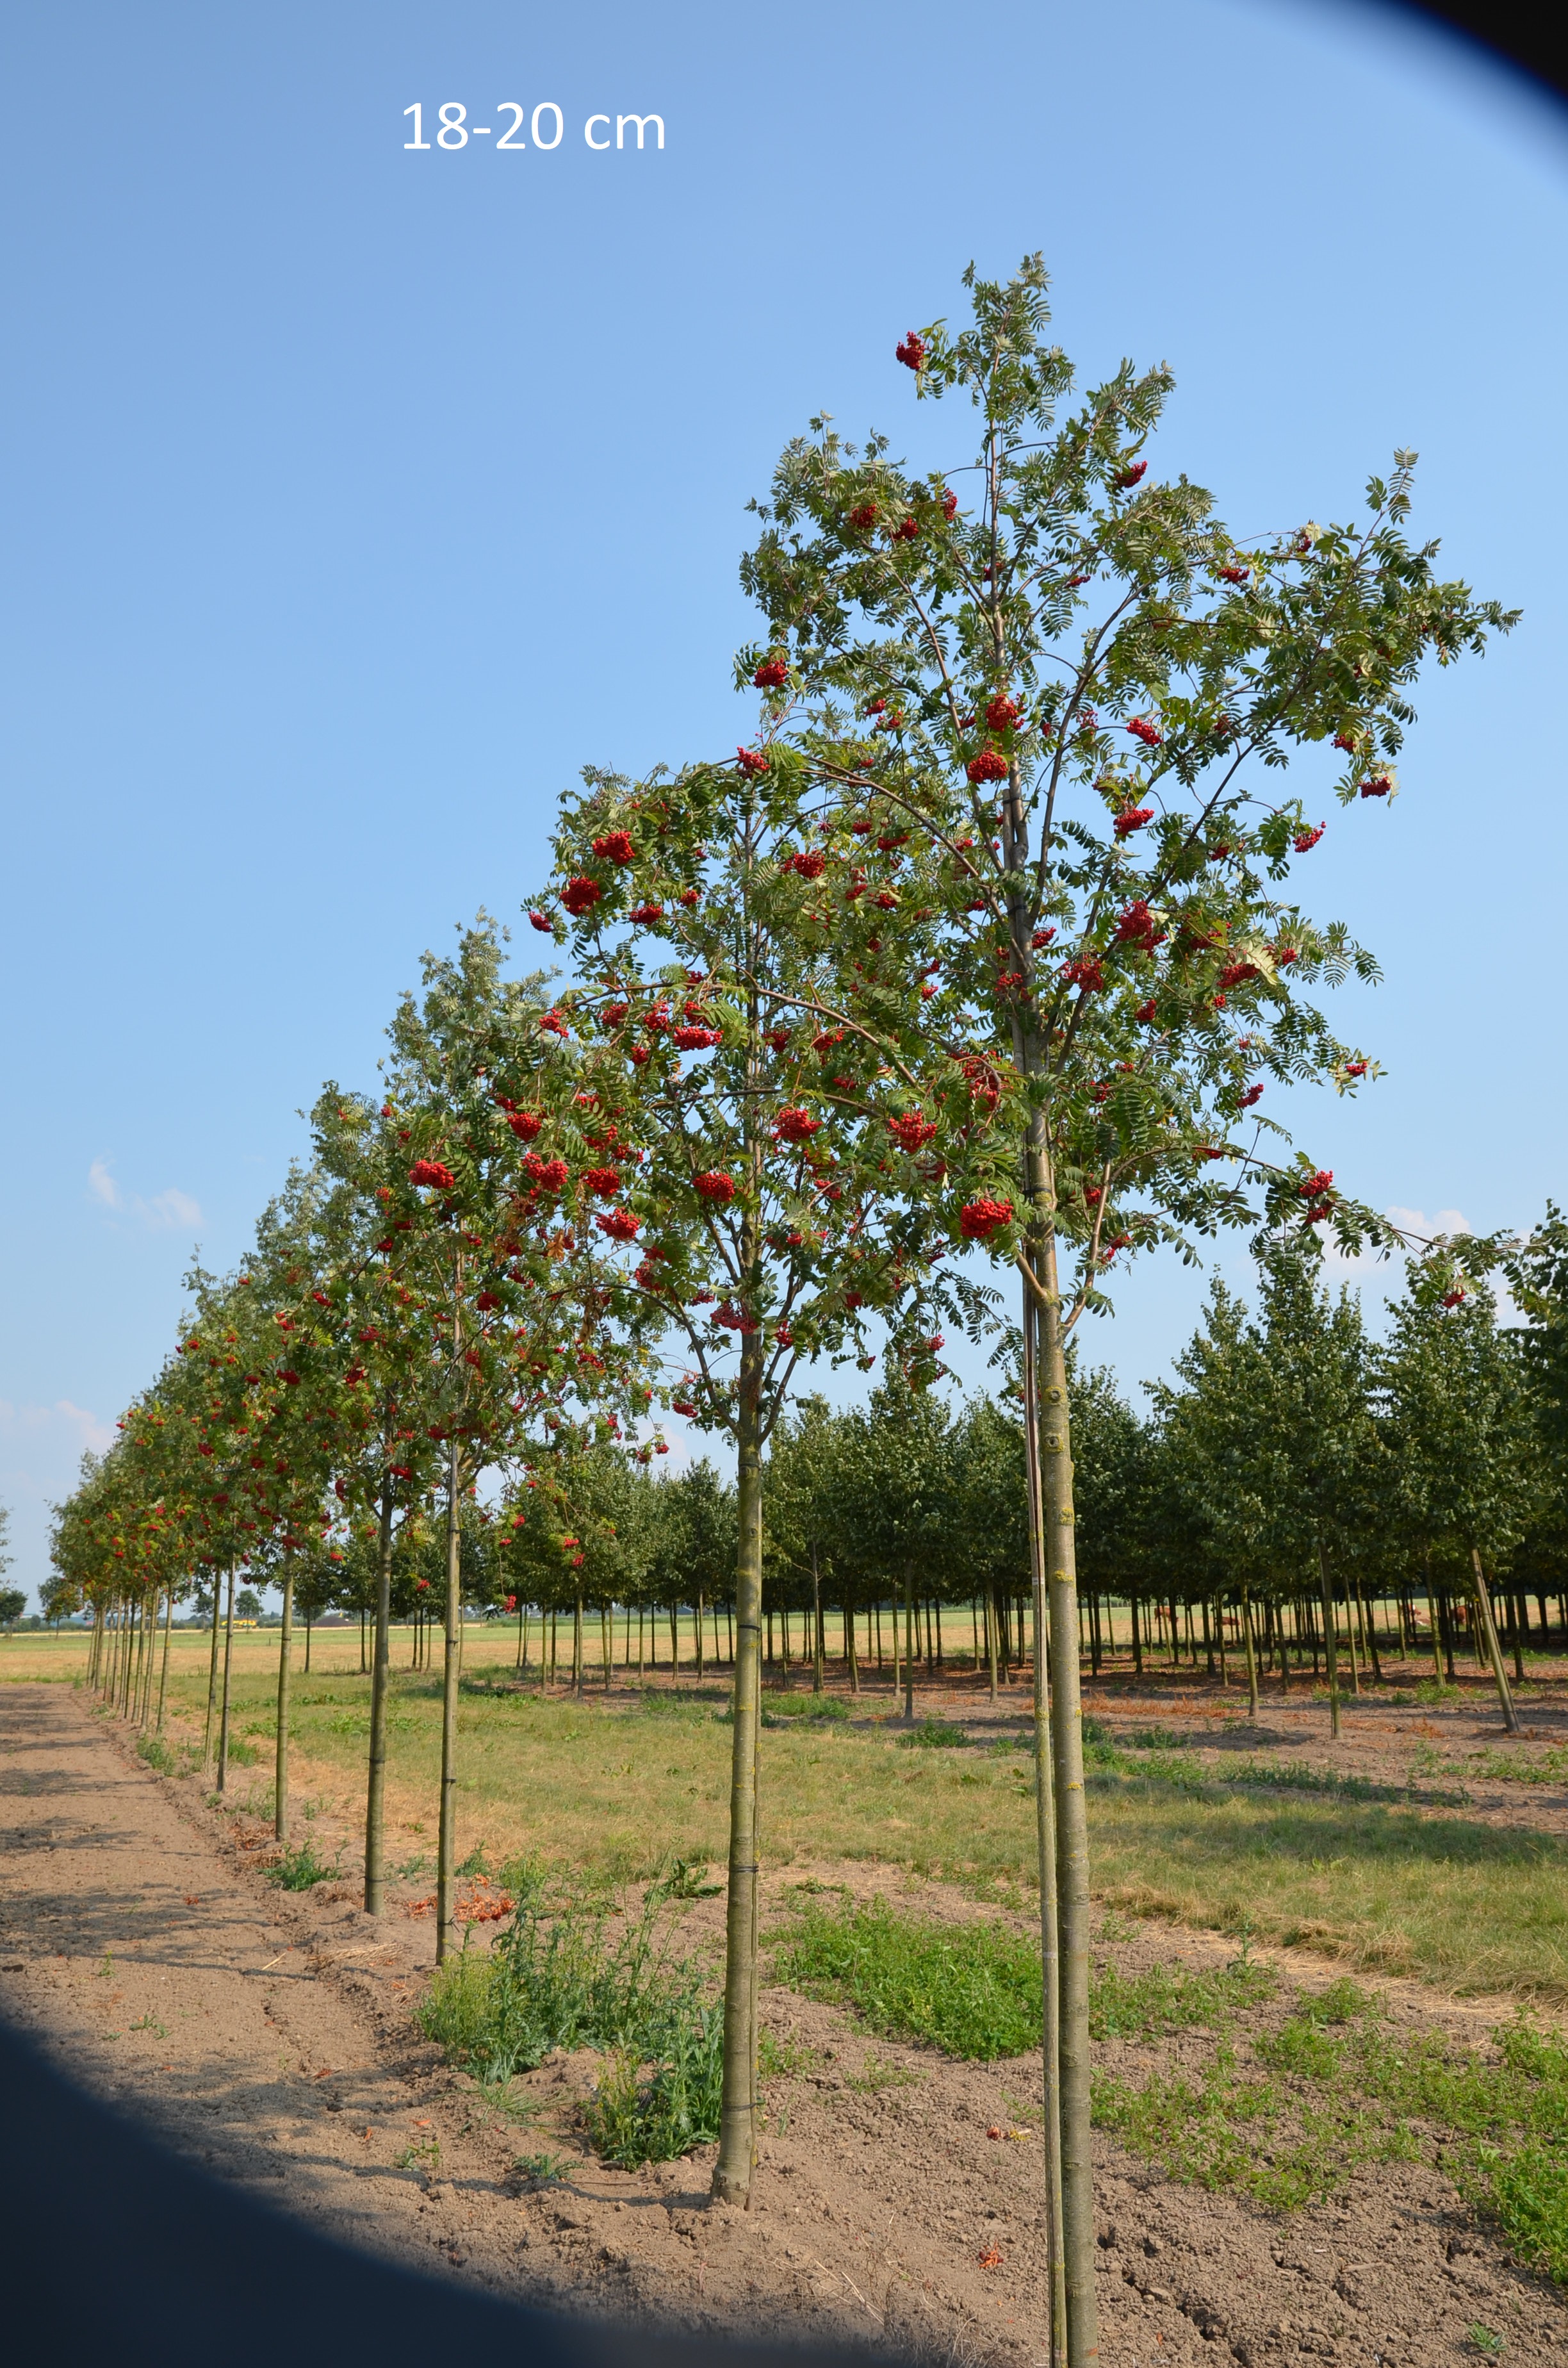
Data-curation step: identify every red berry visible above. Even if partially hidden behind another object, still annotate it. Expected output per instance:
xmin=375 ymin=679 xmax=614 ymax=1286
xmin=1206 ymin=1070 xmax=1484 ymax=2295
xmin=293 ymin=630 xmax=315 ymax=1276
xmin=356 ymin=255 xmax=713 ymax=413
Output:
xmin=960 ymin=1198 xmax=1013 ymax=1240
xmin=849 ymin=502 xmax=878 ymax=531
xmin=628 ymin=901 xmax=664 ymax=925
xmin=596 ymin=1209 xmax=641 ymax=1242
xmin=1115 ymin=806 xmax=1154 ymax=839
xmin=561 ymin=877 xmax=603 ymax=916
xmin=693 ymin=1171 xmax=736 ymax=1203
xmin=892 ymin=517 xmax=919 ymax=543
xmin=967 ymin=746 xmax=1009 ymax=785
xmin=528 ymin=910 xmax=552 ymax=932
xmin=985 ymin=693 xmax=1020 ymax=732
xmin=591 ymin=830 xmax=635 ymax=864
xmin=1126 ymin=716 xmax=1162 ymax=747
xmin=1113 ymin=461 xmax=1148 ymax=489
xmin=774 ymin=1106 xmax=822 ymax=1144
xmin=1359 ymin=775 xmax=1392 ymax=799
xmin=754 ymin=657 xmax=789 ymax=689
xmin=895 ymin=333 xmax=927 ymax=370
xmin=409 ymin=1158 xmax=456 ymax=1190
xmin=1218 ymin=564 xmax=1250 ymax=585
xmin=737 ymin=746 xmax=769 ymax=776
xmin=1293 ymin=825 xmax=1325 ymax=853
xmin=942 ymin=490 xmax=958 ymax=520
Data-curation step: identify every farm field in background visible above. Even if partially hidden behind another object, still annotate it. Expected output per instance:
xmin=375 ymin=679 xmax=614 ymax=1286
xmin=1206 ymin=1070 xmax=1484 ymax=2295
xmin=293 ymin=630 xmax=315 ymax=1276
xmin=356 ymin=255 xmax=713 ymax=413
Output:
xmin=26 ymin=1620 xmax=1568 ymax=2003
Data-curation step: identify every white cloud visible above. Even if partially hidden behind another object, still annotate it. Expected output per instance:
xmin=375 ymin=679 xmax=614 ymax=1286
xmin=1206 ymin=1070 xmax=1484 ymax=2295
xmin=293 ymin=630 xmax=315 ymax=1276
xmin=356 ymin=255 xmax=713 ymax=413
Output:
xmin=88 ymin=1156 xmax=121 ymax=1208
xmin=147 ymin=1186 xmax=202 ymax=1229
xmin=87 ymin=1159 xmax=201 ymax=1231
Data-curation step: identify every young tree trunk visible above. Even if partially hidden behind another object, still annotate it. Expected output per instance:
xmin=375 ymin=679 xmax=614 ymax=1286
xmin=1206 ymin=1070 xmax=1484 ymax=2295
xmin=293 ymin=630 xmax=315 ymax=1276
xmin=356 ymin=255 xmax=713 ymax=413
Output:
xmin=436 ymin=1440 xmax=464 ymax=1963
xmin=847 ymin=1600 xmax=860 ymax=1693
xmin=1243 ymin=1589 xmax=1259 ymax=1720
xmin=274 ymin=1561 xmax=295 ymax=1844
xmin=1469 ymin=1548 xmax=1519 ymax=1734
xmin=1131 ymin=1593 xmax=1142 ymax=1677
xmin=812 ymin=1547 xmax=824 ymax=1695
xmin=216 ymin=1566 xmax=237 ymax=1793
xmin=363 ymin=1477 xmax=395 ymax=1915
xmin=202 ymin=1579 xmax=223 ymax=1763
xmin=713 ymin=1331 xmax=765 ymax=2207
xmin=1028 ymin=1245 xmax=1097 ymax=2368
xmin=1316 ymin=1544 xmax=1340 ymax=1740
xmin=986 ymin=1587 xmax=1000 ymax=1701
xmin=156 ymin=1586 xmax=174 ymax=1732
xmin=902 ymin=1563 xmax=916 ymax=1722
xmin=1022 ymin=1291 xmax=1067 ymax=2364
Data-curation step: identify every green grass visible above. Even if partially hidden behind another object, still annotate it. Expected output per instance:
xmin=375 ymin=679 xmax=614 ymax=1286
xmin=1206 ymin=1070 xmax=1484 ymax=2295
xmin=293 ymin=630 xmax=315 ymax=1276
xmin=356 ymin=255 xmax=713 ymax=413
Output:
xmin=418 ymin=1862 xmax=722 ymax=2166
xmin=266 ymin=1837 xmax=337 ymax=1890
xmin=151 ymin=1659 xmax=1568 ymax=2003
xmin=771 ymin=1893 xmax=1043 ymax=2059
xmin=897 ymin=1717 xmax=970 ymax=1750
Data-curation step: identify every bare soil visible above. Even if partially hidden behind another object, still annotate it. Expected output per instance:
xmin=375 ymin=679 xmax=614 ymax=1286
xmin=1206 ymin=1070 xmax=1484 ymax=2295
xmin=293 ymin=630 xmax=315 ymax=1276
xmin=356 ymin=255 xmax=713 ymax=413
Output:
xmin=3 ymin=1679 xmax=1565 ymax=2367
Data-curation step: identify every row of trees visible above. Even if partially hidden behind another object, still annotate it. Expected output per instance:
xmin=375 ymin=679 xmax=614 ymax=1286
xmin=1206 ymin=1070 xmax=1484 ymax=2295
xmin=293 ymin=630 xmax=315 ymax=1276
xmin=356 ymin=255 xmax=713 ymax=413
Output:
xmin=53 ymin=261 xmax=1526 ymax=2362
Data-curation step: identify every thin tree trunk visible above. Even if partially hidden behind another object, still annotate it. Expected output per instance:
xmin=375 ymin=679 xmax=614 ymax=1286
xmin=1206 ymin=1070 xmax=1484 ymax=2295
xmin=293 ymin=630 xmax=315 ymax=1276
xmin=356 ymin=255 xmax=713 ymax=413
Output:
xmin=902 ymin=1562 xmax=916 ymax=1722
xmin=363 ymin=1477 xmax=395 ymax=1915
xmin=812 ymin=1547 xmax=824 ymax=1694
xmin=1316 ymin=1543 xmax=1340 ymax=1740
xmin=847 ymin=1599 xmax=860 ymax=1692
xmin=713 ymin=1331 xmax=764 ymax=2207
xmin=1022 ymin=1290 xmax=1066 ymax=2364
xmin=274 ymin=1561 xmax=294 ymax=1843
xmin=1131 ymin=1593 xmax=1142 ymax=1677
xmin=1243 ymin=1588 xmax=1259 ymax=1720
xmin=156 ymin=1584 xmax=174 ymax=1732
xmin=436 ymin=1437 xmax=464 ymax=1964
xmin=1470 ymin=1548 xmax=1519 ymax=1733
xmin=575 ymin=1593 xmax=585 ymax=1694
xmin=1027 ymin=1243 xmax=1095 ymax=2367
xmin=203 ymin=1577 xmax=223 ymax=1763
xmin=216 ymin=1566 xmax=236 ymax=1793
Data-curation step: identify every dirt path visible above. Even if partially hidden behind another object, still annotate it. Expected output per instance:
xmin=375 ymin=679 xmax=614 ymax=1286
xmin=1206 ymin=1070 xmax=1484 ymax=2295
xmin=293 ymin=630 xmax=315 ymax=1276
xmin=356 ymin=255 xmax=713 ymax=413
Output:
xmin=3 ymin=1682 xmax=1565 ymax=2367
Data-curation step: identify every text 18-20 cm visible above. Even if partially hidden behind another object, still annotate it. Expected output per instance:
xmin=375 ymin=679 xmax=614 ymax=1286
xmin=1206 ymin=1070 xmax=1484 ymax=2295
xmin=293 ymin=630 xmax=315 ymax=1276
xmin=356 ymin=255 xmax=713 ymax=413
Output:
xmin=402 ymin=104 xmax=664 ymax=151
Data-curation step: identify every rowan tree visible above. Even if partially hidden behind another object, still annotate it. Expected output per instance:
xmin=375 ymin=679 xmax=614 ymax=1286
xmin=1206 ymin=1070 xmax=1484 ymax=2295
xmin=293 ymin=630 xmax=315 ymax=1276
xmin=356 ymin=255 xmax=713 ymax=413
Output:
xmin=735 ymin=256 xmax=1512 ymax=2350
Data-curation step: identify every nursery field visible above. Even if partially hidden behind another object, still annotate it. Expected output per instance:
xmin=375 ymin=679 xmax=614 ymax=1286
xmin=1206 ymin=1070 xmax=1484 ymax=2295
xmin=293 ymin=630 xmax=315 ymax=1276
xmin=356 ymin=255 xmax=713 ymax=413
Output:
xmin=54 ymin=1625 xmax=1567 ymax=2005
xmin=6 ymin=1677 xmax=1568 ymax=2367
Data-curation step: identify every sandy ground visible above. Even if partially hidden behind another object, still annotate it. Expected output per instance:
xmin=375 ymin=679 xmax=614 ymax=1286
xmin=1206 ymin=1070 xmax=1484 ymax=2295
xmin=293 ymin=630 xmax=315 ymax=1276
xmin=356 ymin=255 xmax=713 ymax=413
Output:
xmin=3 ymin=1679 xmax=1566 ymax=2367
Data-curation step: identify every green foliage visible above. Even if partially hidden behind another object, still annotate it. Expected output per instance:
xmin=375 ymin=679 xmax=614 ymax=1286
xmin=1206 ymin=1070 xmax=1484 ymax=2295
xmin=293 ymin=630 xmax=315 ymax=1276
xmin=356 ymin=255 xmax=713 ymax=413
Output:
xmin=897 ymin=1717 xmax=969 ymax=1750
xmin=584 ymin=2005 xmax=724 ymax=2167
xmin=763 ymin=1692 xmax=850 ymax=1725
xmin=135 ymin=1731 xmax=178 ymax=1774
xmin=771 ymin=1895 xmax=1041 ymax=2059
xmin=418 ymin=1862 xmax=715 ymax=2133
xmin=266 ymin=1837 xmax=336 ymax=1890
xmin=1088 ymin=1955 xmax=1275 ymax=2042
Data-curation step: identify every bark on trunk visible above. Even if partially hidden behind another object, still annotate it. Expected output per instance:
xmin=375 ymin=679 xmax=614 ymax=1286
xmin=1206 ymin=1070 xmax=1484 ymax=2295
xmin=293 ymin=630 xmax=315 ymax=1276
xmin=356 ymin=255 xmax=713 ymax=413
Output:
xmin=1022 ymin=1290 xmax=1066 ymax=2363
xmin=363 ymin=1477 xmax=395 ymax=1915
xmin=1032 ymin=1254 xmax=1097 ymax=2366
xmin=436 ymin=1438 xmax=464 ymax=1962
xmin=713 ymin=1330 xmax=765 ymax=2207
xmin=1470 ymin=1547 xmax=1519 ymax=1734
xmin=1316 ymin=1542 xmax=1340 ymax=1740
xmin=274 ymin=1562 xmax=294 ymax=1843
xmin=216 ymin=1567 xmax=236 ymax=1791
xmin=202 ymin=1579 xmax=223 ymax=1762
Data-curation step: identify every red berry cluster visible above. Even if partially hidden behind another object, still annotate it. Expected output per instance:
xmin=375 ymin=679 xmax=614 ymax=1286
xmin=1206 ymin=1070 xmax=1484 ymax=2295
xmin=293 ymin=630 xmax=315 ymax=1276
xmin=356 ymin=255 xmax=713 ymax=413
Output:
xmin=960 ymin=1198 xmax=1013 ymax=1240
xmin=693 ymin=1171 xmax=736 ymax=1203
xmin=895 ymin=333 xmax=927 ymax=370
xmin=561 ymin=877 xmax=602 ymax=916
xmin=967 ymin=746 xmax=1009 ymax=785
xmin=1115 ymin=806 xmax=1154 ymax=839
xmin=736 ymin=746 xmax=769 ymax=777
xmin=595 ymin=1209 xmax=641 ymax=1242
xmin=753 ymin=657 xmax=789 ymax=689
xmin=409 ymin=1158 xmax=455 ymax=1190
xmin=1125 ymin=716 xmax=1162 ymax=747
xmin=591 ymin=830 xmax=635 ymax=864
xmin=773 ymin=1106 xmax=822 ymax=1144
xmin=781 ymin=848 xmax=826 ymax=880
xmin=888 ymin=1112 xmax=938 ymax=1152
xmin=1112 ymin=461 xmax=1147 ymax=489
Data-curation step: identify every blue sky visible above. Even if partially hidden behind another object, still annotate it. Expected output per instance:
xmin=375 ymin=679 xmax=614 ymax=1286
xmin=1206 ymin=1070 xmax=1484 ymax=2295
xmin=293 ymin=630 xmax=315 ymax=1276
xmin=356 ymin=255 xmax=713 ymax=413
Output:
xmin=3 ymin=0 xmax=1565 ymax=1605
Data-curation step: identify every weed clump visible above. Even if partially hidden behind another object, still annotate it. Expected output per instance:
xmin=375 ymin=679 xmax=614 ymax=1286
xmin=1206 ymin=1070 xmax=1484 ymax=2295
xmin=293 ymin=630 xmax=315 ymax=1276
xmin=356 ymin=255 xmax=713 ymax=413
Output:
xmin=266 ymin=1838 xmax=337 ymax=1890
xmin=418 ymin=1862 xmax=721 ymax=2165
xmin=897 ymin=1718 xmax=970 ymax=1750
xmin=771 ymin=1895 xmax=1040 ymax=2059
